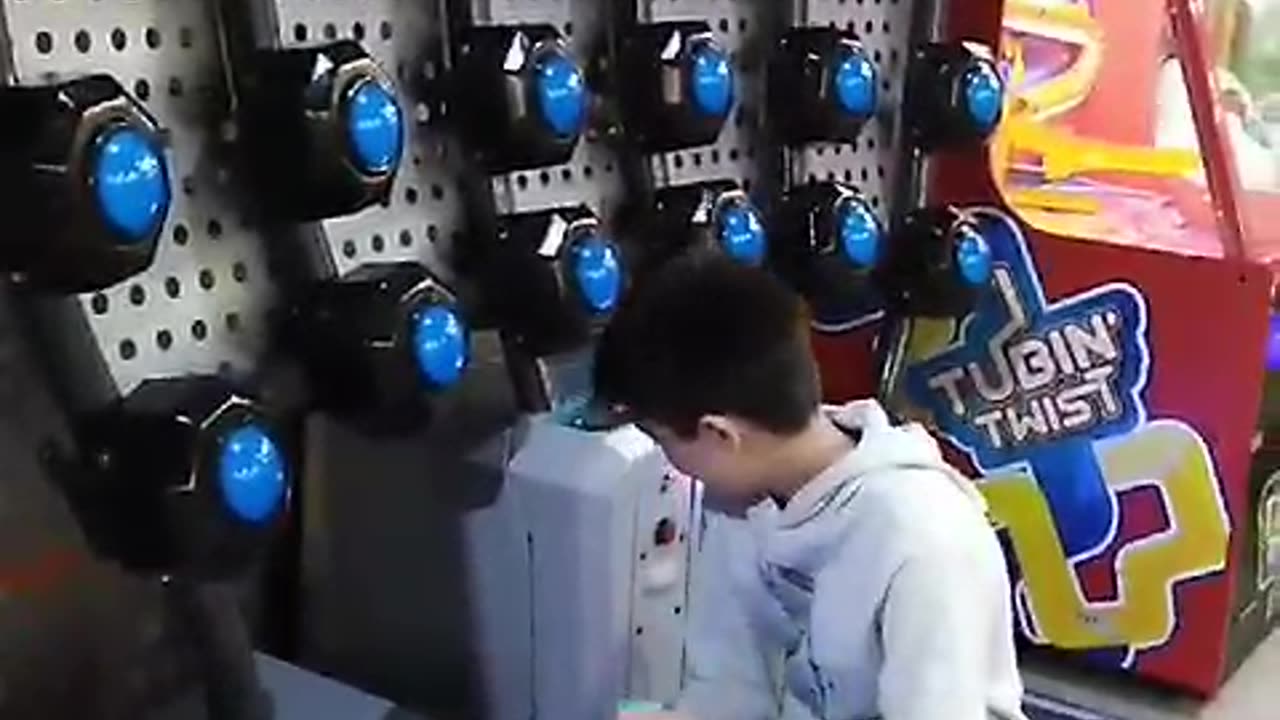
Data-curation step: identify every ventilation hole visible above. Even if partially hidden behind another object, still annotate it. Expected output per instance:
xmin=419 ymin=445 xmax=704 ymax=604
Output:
xmin=844 ymin=169 xmax=854 ymax=182
xmin=710 ymin=149 xmax=721 ymax=164
xmin=673 ymin=154 xmax=685 ymax=170
xmin=165 ymin=276 xmax=181 ymax=298
xmin=225 ymin=313 xmax=241 ymax=333
xmin=538 ymin=171 xmax=550 ymax=186
xmin=673 ymin=606 xmax=683 ymax=615
xmin=198 ymin=269 xmax=215 ymax=290
xmin=293 ymin=23 xmax=307 ymax=43
xmin=738 ymin=18 xmax=749 ymax=33
xmin=74 ymin=29 xmax=91 ymax=53
xmin=427 ymin=225 xmax=440 ymax=243
xmin=718 ymin=18 xmax=730 ymax=32
xmin=342 ymin=240 xmax=356 ymax=258
xmin=692 ymin=152 xmax=703 ymax=168
xmin=861 ymin=168 xmax=870 ymax=182
xmin=371 ymin=234 xmax=385 ymax=252
xmin=155 ymin=329 xmax=173 ymax=351
xmin=110 ymin=27 xmax=127 ymax=51
xmin=181 ymin=176 xmax=196 ymax=195
xmin=128 ymin=284 xmax=146 ymax=306
xmin=430 ymin=184 xmax=445 ymax=200
xmin=191 ymin=320 xmax=208 ymax=342
xmin=515 ymin=174 xmax=529 ymax=190
xmin=134 ymin=78 xmax=150 ymax=100
xmin=379 ymin=20 xmax=393 ymax=40
xmin=119 ymin=339 xmax=137 ymax=360
xmin=323 ymin=23 xmax=337 ymax=40
xmin=173 ymin=224 xmax=189 ymax=245
xmin=405 ymin=187 xmax=419 ymax=205
xmin=145 ymin=27 xmax=160 ymax=50
xmin=728 ymin=148 xmax=740 ymax=161
xmin=178 ymin=26 xmax=193 ymax=48
xmin=168 ymin=77 xmax=184 ymax=97
xmin=232 ymin=261 xmax=248 ymax=283
xmin=207 ymin=219 xmax=223 ymax=238
xmin=91 ymin=293 xmax=108 ymax=315
xmin=583 ymin=165 xmax=595 ymax=179
xmin=604 ymin=162 xmax=615 ymax=174
xmin=634 ymin=627 xmax=644 ymax=636
xmin=399 ymin=230 xmax=413 ymax=247
xmin=563 ymin=21 xmax=574 ymax=37
xmin=561 ymin=167 xmax=573 ymax=182
xmin=352 ymin=22 xmax=366 ymax=41
xmin=35 ymin=31 xmax=52 ymax=54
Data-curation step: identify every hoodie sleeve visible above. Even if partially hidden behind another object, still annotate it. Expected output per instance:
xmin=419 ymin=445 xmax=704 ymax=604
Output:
xmin=875 ymin=546 xmax=1000 ymax=720
xmin=677 ymin=512 xmax=781 ymax=720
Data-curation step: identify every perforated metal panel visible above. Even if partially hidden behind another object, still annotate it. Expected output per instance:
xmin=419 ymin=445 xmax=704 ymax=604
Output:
xmin=0 ymin=0 xmax=278 ymax=401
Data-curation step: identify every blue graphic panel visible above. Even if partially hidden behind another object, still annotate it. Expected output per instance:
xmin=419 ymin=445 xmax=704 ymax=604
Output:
xmin=903 ymin=209 xmax=1151 ymax=559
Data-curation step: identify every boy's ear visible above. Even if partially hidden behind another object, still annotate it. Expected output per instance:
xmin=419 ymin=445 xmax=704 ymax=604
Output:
xmin=697 ymin=414 xmax=743 ymax=451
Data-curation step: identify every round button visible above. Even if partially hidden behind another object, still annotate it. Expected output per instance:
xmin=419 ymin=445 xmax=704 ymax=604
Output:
xmin=344 ymin=79 xmax=404 ymax=175
xmin=960 ymin=61 xmax=1004 ymax=136
xmin=535 ymin=50 xmax=588 ymax=139
xmin=571 ymin=234 xmax=623 ymax=314
xmin=689 ymin=41 xmax=734 ymax=118
xmin=717 ymin=201 xmax=767 ymax=266
xmin=954 ymin=227 xmax=993 ymax=287
xmin=91 ymin=126 xmax=170 ymax=242
xmin=837 ymin=198 xmax=881 ymax=267
xmin=412 ymin=305 xmax=468 ymax=388
xmin=832 ymin=47 xmax=877 ymax=118
xmin=217 ymin=424 xmax=287 ymax=525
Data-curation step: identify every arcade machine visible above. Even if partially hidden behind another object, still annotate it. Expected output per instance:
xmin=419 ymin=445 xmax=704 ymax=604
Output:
xmin=815 ymin=0 xmax=1278 ymax=712
xmin=0 ymin=0 xmax=297 ymax=717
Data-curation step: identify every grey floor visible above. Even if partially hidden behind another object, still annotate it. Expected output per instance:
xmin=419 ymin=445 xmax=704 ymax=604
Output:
xmin=1024 ymin=630 xmax=1280 ymax=720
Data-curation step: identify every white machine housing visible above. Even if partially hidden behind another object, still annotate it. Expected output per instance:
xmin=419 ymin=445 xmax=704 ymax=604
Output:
xmin=464 ymin=414 xmax=700 ymax=720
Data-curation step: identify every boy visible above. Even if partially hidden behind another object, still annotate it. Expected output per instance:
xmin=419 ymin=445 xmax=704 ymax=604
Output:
xmin=595 ymin=254 xmax=1027 ymax=720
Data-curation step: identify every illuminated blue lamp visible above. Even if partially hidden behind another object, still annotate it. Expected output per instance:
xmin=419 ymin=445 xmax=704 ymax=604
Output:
xmin=954 ymin=226 xmax=993 ymax=286
xmin=837 ymin=199 xmax=881 ymax=267
xmin=1267 ymin=314 xmax=1280 ymax=372
xmin=961 ymin=61 xmax=1004 ymax=136
xmin=412 ymin=304 xmax=468 ymax=388
xmin=718 ymin=203 xmax=767 ymax=266
xmin=218 ymin=424 xmax=287 ymax=525
xmin=690 ymin=42 xmax=734 ymax=118
xmin=833 ymin=48 xmax=877 ymax=118
xmin=344 ymin=80 xmax=404 ymax=175
xmin=536 ymin=51 xmax=588 ymax=138
xmin=92 ymin=126 xmax=170 ymax=242
xmin=571 ymin=235 xmax=623 ymax=314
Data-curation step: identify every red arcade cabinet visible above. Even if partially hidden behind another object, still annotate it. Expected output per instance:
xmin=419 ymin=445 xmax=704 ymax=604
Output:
xmin=814 ymin=0 xmax=1278 ymax=698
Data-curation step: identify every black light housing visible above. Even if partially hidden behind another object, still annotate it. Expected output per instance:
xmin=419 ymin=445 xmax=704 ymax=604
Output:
xmin=281 ymin=262 xmax=469 ymax=435
xmin=614 ymin=20 xmax=736 ymax=153
xmin=772 ymin=181 xmax=884 ymax=326
xmin=449 ymin=24 xmax=589 ymax=173
xmin=621 ymin=181 xmax=769 ymax=281
xmin=236 ymin=40 xmax=403 ymax=221
xmin=768 ymin=27 xmax=879 ymax=145
xmin=904 ymin=40 xmax=1005 ymax=152
xmin=877 ymin=206 xmax=994 ymax=318
xmin=0 ymin=74 xmax=171 ymax=293
xmin=59 ymin=377 xmax=291 ymax=579
xmin=485 ymin=207 xmax=626 ymax=357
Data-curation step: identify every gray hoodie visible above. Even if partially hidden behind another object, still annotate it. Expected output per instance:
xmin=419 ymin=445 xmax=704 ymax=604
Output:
xmin=678 ymin=400 xmax=1028 ymax=720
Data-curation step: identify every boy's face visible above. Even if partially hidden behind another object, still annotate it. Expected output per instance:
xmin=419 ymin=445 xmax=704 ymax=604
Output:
xmin=638 ymin=416 xmax=767 ymax=507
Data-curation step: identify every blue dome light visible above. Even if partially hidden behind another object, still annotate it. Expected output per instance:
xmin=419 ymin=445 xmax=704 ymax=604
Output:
xmin=838 ymin=199 xmax=881 ymax=267
xmin=718 ymin=202 xmax=767 ymax=266
xmin=690 ymin=42 xmax=734 ymax=118
xmin=218 ymin=424 xmax=287 ymax=525
xmin=571 ymin=235 xmax=623 ymax=314
xmin=535 ymin=51 xmax=588 ymax=138
xmin=961 ymin=61 xmax=1004 ymax=135
xmin=954 ymin=227 xmax=993 ymax=287
xmin=91 ymin=126 xmax=170 ymax=242
xmin=833 ymin=48 xmax=878 ymax=118
xmin=412 ymin=305 xmax=468 ymax=388
xmin=345 ymin=80 xmax=404 ymax=175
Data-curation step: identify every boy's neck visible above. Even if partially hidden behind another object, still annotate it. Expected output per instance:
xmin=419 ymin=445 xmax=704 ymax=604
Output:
xmin=764 ymin=412 xmax=857 ymax=503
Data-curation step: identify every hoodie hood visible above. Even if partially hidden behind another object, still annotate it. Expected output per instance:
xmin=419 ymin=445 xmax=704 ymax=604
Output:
xmin=746 ymin=399 xmax=985 ymax=576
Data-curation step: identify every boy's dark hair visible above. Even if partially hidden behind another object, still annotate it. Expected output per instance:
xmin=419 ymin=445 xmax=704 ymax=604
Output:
xmin=593 ymin=252 xmax=822 ymax=438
